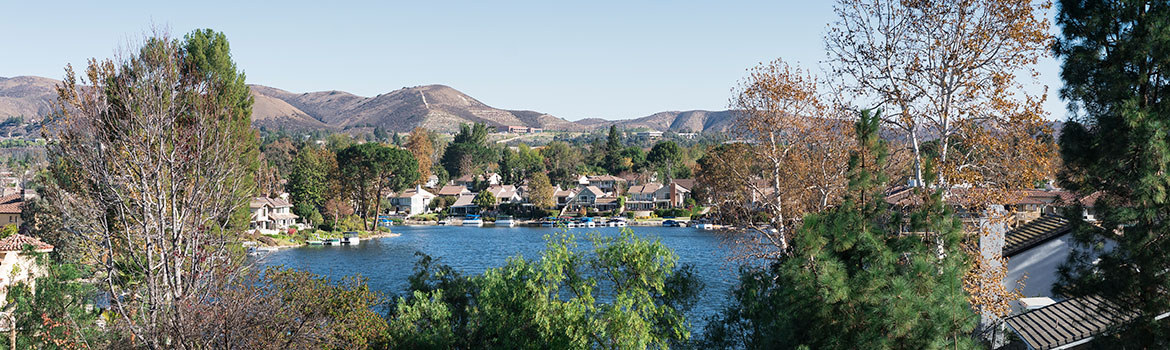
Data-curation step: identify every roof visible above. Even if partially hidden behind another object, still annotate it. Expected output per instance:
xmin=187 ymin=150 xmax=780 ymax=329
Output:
xmin=595 ymin=197 xmax=619 ymax=204
xmin=250 ymin=196 xmax=293 ymax=209
xmin=671 ymin=179 xmax=696 ymax=191
xmin=1006 ymin=295 xmax=1137 ymax=350
xmin=554 ymin=188 xmax=577 ymax=197
xmin=1004 ymin=215 xmax=1072 ymax=257
xmin=487 ymin=185 xmax=518 ymax=199
xmin=885 ymin=188 xmax=1077 ymax=208
xmin=451 ymin=194 xmax=477 ymax=207
xmin=0 ymin=233 xmax=53 ymax=252
xmin=269 ymin=212 xmax=299 ymax=220
xmin=581 ymin=186 xmax=606 ymax=197
xmin=629 ymin=183 xmax=663 ymax=194
xmin=0 ymin=194 xmax=22 ymax=214
xmin=437 ymin=185 xmax=469 ymax=196
xmin=586 ymin=175 xmax=625 ymax=182
xmin=391 ymin=186 xmax=434 ymax=199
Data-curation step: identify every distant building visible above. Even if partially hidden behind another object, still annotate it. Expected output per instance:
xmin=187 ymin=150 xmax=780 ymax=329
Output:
xmin=529 ymin=128 xmax=543 ymax=133
xmin=677 ymin=132 xmax=699 ymax=140
xmin=485 ymin=185 xmax=523 ymax=204
xmin=437 ymin=185 xmax=471 ymax=197
xmin=453 ymin=173 xmax=501 ymax=187
xmin=585 ymin=175 xmax=626 ymax=194
xmin=498 ymin=125 xmax=529 ymax=133
xmin=0 ymin=194 xmax=23 ymax=227
xmin=636 ymin=131 xmax=664 ymax=139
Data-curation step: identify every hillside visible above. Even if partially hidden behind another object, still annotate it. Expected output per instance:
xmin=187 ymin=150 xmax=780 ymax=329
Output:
xmin=0 ymin=75 xmax=737 ymax=133
xmin=0 ymin=76 xmax=60 ymax=120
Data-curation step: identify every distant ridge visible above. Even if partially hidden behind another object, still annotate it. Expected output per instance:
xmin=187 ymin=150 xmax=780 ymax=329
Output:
xmin=0 ymin=75 xmax=737 ymax=133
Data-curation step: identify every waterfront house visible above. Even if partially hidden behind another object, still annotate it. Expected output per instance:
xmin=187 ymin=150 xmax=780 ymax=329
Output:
xmin=389 ymin=185 xmax=436 ymax=217
xmin=653 ymin=182 xmax=692 ymax=208
xmin=566 ymin=186 xmax=619 ymax=211
xmin=554 ymin=187 xmax=578 ymax=209
xmin=485 ymin=185 xmax=522 ymax=204
xmin=424 ymin=174 xmax=440 ymax=187
xmin=450 ymin=194 xmax=479 ymax=215
xmin=249 ymin=196 xmax=299 ymax=232
xmin=626 ymin=183 xmax=662 ymax=211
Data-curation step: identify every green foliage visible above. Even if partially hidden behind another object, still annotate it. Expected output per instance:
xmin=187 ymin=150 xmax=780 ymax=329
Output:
xmin=0 ymin=224 xmax=16 ymax=239
xmin=1053 ymin=1 xmax=1170 ymax=346
xmin=182 ymin=28 xmax=259 ymax=232
xmin=702 ymin=110 xmax=978 ymax=349
xmin=385 ymin=230 xmax=703 ymax=349
xmin=5 ymin=255 xmax=106 ymax=349
xmin=338 ymin=143 xmax=419 ymax=229
xmin=441 ymin=123 xmax=498 ymax=179
xmin=473 ymin=190 xmax=497 ymax=212
xmin=288 ymin=145 xmax=334 ymax=217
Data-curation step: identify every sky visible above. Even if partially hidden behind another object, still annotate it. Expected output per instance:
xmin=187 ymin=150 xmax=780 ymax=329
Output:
xmin=0 ymin=1 xmax=1065 ymax=121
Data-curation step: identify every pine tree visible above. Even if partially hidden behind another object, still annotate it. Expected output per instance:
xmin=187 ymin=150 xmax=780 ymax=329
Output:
xmin=1054 ymin=1 xmax=1170 ymax=346
xmin=703 ymin=110 xmax=978 ymax=349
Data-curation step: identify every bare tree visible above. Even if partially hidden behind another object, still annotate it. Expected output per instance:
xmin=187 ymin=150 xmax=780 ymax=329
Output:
xmin=49 ymin=32 xmax=255 ymax=348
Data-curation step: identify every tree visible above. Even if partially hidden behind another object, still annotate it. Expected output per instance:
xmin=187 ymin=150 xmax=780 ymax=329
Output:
xmin=337 ymin=143 xmax=419 ymax=230
xmin=441 ymin=123 xmax=496 ymax=179
xmin=405 ymin=127 xmax=435 ymax=185
xmin=528 ymin=172 xmax=555 ymax=209
xmin=373 ymin=126 xmax=388 ymax=142
xmin=703 ymin=111 xmax=978 ymax=349
xmin=385 ymin=230 xmax=701 ymax=349
xmin=723 ymin=60 xmax=855 ymax=259
xmin=183 ymin=28 xmax=261 ymax=232
xmin=647 ymin=140 xmax=684 ymax=183
xmin=826 ymin=0 xmax=1056 ymax=190
xmin=49 ymin=31 xmax=259 ymax=347
xmin=473 ymin=190 xmax=497 ymax=214
xmin=1053 ymin=1 xmax=1170 ymax=346
xmin=541 ymin=141 xmax=581 ymax=187
xmin=287 ymin=145 xmax=336 ymax=220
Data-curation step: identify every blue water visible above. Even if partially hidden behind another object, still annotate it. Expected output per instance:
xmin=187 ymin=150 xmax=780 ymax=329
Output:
xmin=254 ymin=225 xmax=740 ymax=328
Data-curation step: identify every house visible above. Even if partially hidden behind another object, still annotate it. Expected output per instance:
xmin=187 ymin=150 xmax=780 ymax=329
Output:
xmin=485 ymin=185 xmax=523 ymax=204
xmin=389 ymin=185 xmax=435 ymax=217
xmin=453 ymin=173 xmax=502 ymax=187
xmin=437 ymin=185 xmax=471 ymax=197
xmin=1002 ymin=215 xmax=1076 ymax=301
xmin=1005 ymin=294 xmax=1169 ymax=350
xmin=567 ymin=186 xmax=620 ymax=211
xmin=576 ymin=175 xmax=590 ymax=186
xmin=0 ymin=194 xmax=22 ymax=227
xmin=654 ymin=182 xmax=692 ymax=208
xmin=450 ymin=194 xmax=478 ymax=215
xmin=677 ymin=132 xmax=698 ymax=140
xmin=249 ymin=196 xmax=299 ymax=232
xmin=585 ymin=175 xmax=626 ymax=193
xmin=554 ymin=187 xmax=578 ymax=208
xmin=626 ymin=183 xmax=663 ymax=211
xmin=0 ymin=234 xmax=53 ymax=310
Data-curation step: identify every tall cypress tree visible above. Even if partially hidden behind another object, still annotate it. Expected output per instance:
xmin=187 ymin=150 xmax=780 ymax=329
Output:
xmin=183 ymin=29 xmax=259 ymax=232
xmin=703 ymin=110 xmax=978 ymax=349
xmin=1054 ymin=1 xmax=1170 ymax=346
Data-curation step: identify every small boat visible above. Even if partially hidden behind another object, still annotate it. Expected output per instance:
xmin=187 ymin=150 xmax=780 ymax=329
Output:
xmin=610 ymin=218 xmax=628 ymax=227
xmin=495 ymin=216 xmax=516 ymax=227
xmin=580 ymin=217 xmax=596 ymax=228
xmin=323 ymin=238 xmax=342 ymax=245
xmin=437 ymin=219 xmax=450 ymax=225
xmin=696 ymin=223 xmax=715 ymax=230
xmin=662 ymin=220 xmax=681 ymax=227
xmin=566 ymin=221 xmax=578 ymax=228
xmin=341 ymin=232 xmax=361 ymax=245
xmin=306 ymin=240 xmax=324 ymax=246
xmin=463 ymin=215 xmax=484 ymax=226
xmin=540 ymin=217 xmax=556 ymax=227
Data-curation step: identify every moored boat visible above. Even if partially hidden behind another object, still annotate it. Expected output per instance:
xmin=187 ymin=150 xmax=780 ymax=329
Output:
xmin=341 ymin=231 xmax=361 ymax=245
xmin=323 ymin=238 xmax=342 ymax=246
xmin=463 ymin=215 xmax=484 ymax=226
xmin=495 ymin=216 xmax=516 ymax=227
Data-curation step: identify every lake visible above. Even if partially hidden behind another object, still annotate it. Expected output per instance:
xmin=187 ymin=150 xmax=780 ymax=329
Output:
xmin=254 ymin=225 xmax=742 ymax=328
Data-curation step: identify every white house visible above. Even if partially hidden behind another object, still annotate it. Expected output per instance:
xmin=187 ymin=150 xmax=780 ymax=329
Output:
xmin=485 ymin=185 xmax=522 ymax=204
xmin=249 ymin=196 xmax=299 ymax=232
xmin=390 ymin=185 xmax=436 ymax=217
xmin=453 ymin=173 xmax=501 ymax=187
xmin=626 ymin=183 xmax=663 ymax=211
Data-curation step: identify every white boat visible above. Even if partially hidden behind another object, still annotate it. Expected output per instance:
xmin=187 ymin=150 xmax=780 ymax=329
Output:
xmin=611 ymin=219 xmax=627 ymax=227
xmin=495 ymin=216 xmax=516 ymax=227
xmin=695 ymin=223 xmax=715 ymax=230
xmin=437 ymin=219 xmax=450 ymax=225
xmin=566 ymin=222 xmax=577 ymax=228
xmin=463 ymin=215 xmax=484 ymax=226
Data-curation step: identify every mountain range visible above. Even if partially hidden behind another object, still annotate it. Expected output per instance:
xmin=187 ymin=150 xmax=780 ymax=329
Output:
xmin=0 ymin=75 xmax=736 ymax=133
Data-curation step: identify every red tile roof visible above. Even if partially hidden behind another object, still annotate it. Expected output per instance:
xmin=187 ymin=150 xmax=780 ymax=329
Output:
xmin=0 ymin=234 xmax=53 ymax=252
xmin=0 ymin=194 xmax=22 ymax=214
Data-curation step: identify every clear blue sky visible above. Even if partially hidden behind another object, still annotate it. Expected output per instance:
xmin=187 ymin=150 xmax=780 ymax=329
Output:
xmin=0 ymin=0 xmax=1064 ymax=121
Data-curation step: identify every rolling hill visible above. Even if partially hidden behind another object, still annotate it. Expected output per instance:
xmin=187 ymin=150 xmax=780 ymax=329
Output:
xmin=0 ymin=75 xmax=736 ymax=133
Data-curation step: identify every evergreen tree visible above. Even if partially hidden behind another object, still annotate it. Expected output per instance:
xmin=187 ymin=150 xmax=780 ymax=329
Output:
xmin=441 ymin=123 xmax=495 ymax=178
xmin=1054 ymin=1 xmax=1170 ymax=346
xmin=183 ymin=29 xmax=259 ymax=232
xmin=703 ymin=111 xmax=978 ymax=349
xmin=287 ymin=145 xmax=334 ymax=222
